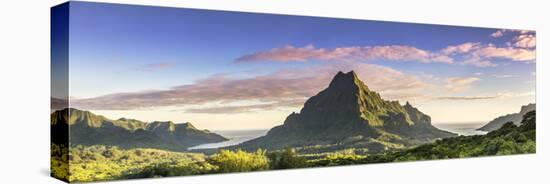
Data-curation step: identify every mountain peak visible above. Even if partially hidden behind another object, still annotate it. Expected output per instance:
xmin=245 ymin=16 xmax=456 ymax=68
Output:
xmin=240 ymin=71 xmax=456 ymax=151
xmin=520 ymin=103 xmax=535 ymax=113
xmin=478 ymin=103 xmax=536 ymax=131
xmin=333 ymin=70 xmax=358 ymax=81
xmin=177 ymin=122 xmax=197 ymax=130
xmin=328 ymin=70 xmax=369 ymax=91
xmin=146 ymin=121 xmax=176 ymax=132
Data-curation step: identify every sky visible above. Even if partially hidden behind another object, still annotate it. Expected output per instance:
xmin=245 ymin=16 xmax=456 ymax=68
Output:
xmin=56 ymin=2 xmax=536 ymax=130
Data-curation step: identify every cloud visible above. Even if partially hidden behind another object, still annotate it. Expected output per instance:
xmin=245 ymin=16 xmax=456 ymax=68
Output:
xmin=236 ymin=45 xmax=453 ymax=64
xmin=495 ymin=91 xmax=535 ymax=98
xmin=490 ymin=30 xmax=505 ymax=38
xmin=237 ymin=41 xmax=535 ymax=68
xmin=489 ymin=29 xmax=536 ymax=49
xmin=72 ymin=62 xmax=430 ymax=112
xmin=490 ymin=29 xmax=534 ymax=38
xmin=470 ymin=44 xmax=535 ymax=62
xmin=185 ymin=105 xmax=265 ymax=114
xmin=462 ymin=58 xmax=497 ymax=67
xmin=71 ymin=60 xmax=532 ymax=113
xmin=435 ymin=91 xmax=534 ymax=101
xmin=513 ymin=34 xmax=536 ymax=48
xmin=440 ymin=41 xmax=535 ymax=63
xmin=436 ymin=96 xmax=498 ymax=100
xmin=439 ymin=42 xmax=535 ymax=66
xmin=184 ymin=100 xmax=304 ymax=114
xmin=438 ymin=42 xmax=537 ymax=63
xmin=51 ymin=97 xmax=68 ymax=110
xmin=492 ymin=74 xmax=519 ymax=78
xmin=441 ymin=42 xmax=481 ymax=55
xmin=444 ymin=77 xmax=480 ymax=92
xmin=450 ymin=30 xmax=537 ymax=65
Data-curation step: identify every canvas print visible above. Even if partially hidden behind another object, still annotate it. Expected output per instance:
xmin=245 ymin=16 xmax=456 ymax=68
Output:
xmin=51 ymin=1 xmax=536 ymax=183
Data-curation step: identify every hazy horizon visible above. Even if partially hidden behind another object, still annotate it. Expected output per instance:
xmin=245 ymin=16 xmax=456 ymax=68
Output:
xmin=81 ymin=107 xmax=525 ymax=131
xmin=54 ymin=2 xmax=535 ymax=131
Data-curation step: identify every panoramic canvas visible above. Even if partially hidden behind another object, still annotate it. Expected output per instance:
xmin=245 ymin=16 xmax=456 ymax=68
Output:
xmin=51 ymin=1 xmax=536 ymax=183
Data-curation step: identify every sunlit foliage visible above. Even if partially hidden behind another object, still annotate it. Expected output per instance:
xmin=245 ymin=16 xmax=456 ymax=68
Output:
xmin=51 ymin=111 xmax=536 ymax=182
xmin=208 ymin=149 xmax=269 ymax=173
xmin=268 ymin=148 xmax=308 ymax=169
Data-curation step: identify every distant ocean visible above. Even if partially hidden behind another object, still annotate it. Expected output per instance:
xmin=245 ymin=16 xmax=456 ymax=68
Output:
xmin=188 ymin=123 xmax=488 ymax=150
xmin=187 ymin=129 xmax=269 ymax=150
xmin=433 ymin=122 xmax=488 ymax=136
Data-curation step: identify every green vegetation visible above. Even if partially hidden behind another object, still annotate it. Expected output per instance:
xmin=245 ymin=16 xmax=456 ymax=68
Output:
xmin=52 ymin=111 xmax=535 ymax=182
xmin=309 ymin=110 xmax=536 ymax=166
xmin=208 ymin=149 xmax=269 ymax=173
xmin=268 ymin=148 xmax=308 ymax=169
xmin=61 ymin=145 xmax=208 ymax=182
xmin=51 ymin=146 xmax=270 ymax=182
xmin=50 ymin=144 xmax=69 ymax=181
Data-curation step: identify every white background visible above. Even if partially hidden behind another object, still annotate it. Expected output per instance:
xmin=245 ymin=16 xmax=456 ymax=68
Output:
xmin=0 ymin=0 xmax=547 ymax=183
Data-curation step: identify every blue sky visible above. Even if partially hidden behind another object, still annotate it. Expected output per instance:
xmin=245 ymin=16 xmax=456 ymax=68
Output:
xmin=57 ymin=2 xmax=536 ymax=130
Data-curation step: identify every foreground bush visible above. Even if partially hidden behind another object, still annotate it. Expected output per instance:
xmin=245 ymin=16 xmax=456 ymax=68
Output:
xmin=268 ymin=148 xmax=308 ymax=169
xmin=208 ymin=149 xmax=269 ymax=173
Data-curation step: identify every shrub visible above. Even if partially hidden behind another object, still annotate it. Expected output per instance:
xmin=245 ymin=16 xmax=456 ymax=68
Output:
xmin=208 ymin=149 xmax=269 ymax=173
xmin=268 ymin=148 xmax=308 ymax=169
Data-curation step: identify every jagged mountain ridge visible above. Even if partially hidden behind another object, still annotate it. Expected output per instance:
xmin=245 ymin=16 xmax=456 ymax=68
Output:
xmin=51 ymin=108 xmax=228 ymax=151
xmin=477 ymin=103 xmax=536 ymax=132
xmin=238 ymin=71 xmax=456 ymax=152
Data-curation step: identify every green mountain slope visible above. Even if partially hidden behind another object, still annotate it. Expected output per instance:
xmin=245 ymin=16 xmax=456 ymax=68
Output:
xmin=51 ymin=108 xmax=228 ymax=151
xmin=478 ymin=103 xmax=535 ymax=132
xmin=239 ymin=71 xmax=456 ymax=152
xmin=311 ymin=110 xmax=536 ymax=166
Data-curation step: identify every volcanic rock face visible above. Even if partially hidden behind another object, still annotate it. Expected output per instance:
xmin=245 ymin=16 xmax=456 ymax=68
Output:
xmin=239 ymin=71 xmax=456 ymax=151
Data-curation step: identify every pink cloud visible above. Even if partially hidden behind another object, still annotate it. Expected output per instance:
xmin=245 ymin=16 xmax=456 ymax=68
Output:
xmin=72 ymin=62 xmax=430 ymax=112
xmin=237 ymin=41 xmax=535 ymax=68
xmin=236 ymin=45 xmax=454 ymax=64
xmin=462 ymin=58 xmax=497 ymax=68
xmin=439 ymin=41 xmax=536 ymax=66
xmin=184 ymin=100 xmax=304 ymax=114
xmin=490 ymin=29 xmax=534 ymax=38
xmin=490 ymin=30 xmax=505 ymax=38
xmin=472 ymin=44 xmax=535 ymax=62
xmin=513 ymin=34 xmax=536 ymax=48
xmin=440 ymin=42 xmax=481 ymax=55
